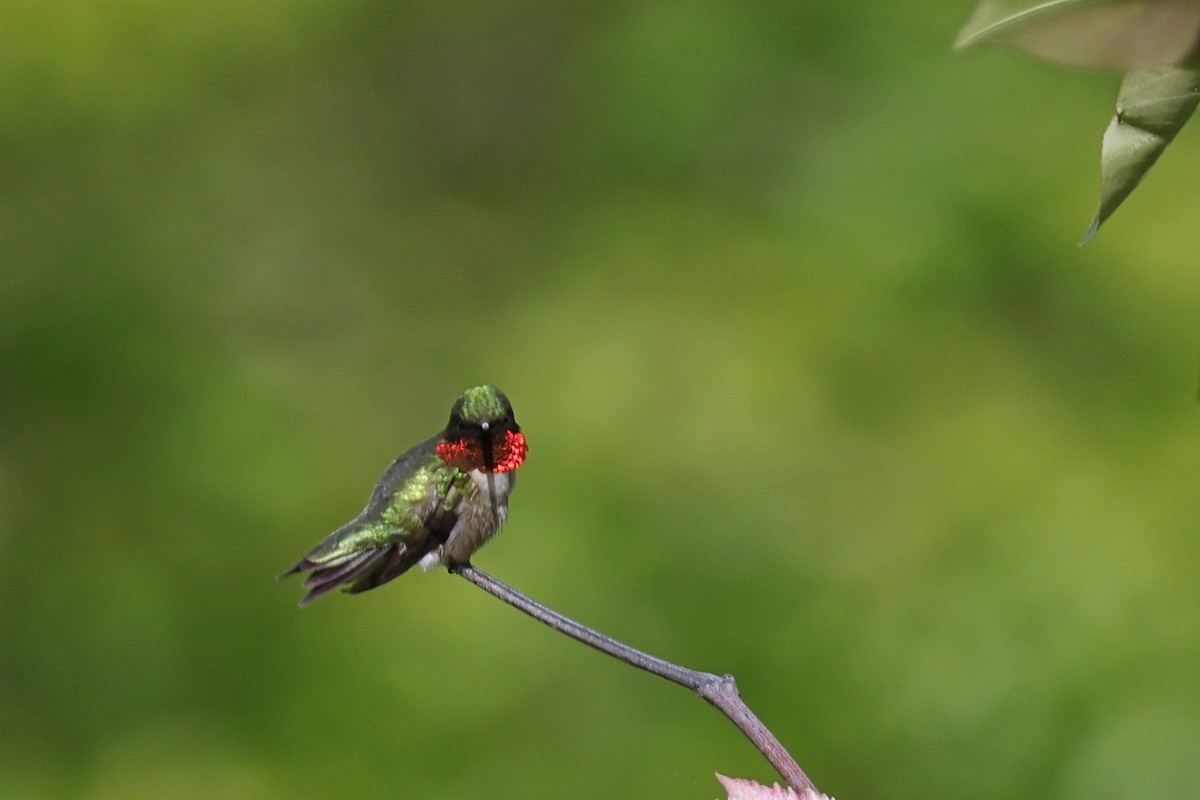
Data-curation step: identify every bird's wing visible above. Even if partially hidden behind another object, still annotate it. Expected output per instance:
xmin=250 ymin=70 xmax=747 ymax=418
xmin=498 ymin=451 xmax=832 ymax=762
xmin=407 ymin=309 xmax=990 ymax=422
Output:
xmin=280 ymin=437 xmax=466 ymax=606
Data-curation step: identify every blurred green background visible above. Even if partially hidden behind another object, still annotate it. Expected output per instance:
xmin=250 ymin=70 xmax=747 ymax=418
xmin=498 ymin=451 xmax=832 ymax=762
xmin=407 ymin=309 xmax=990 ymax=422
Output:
xmin=2 ymin=2 xmax=1198 ymax=798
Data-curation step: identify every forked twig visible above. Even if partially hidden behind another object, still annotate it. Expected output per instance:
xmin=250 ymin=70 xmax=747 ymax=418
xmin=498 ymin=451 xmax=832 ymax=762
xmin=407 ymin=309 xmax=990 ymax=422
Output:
xmin=451 ymin=563 xmax=820 ymax=795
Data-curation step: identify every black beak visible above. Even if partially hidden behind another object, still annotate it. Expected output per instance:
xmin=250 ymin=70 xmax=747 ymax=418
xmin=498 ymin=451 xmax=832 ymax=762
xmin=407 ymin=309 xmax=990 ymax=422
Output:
xmin=479 ymin=421 xmax=494 ymax=471
xmin=479 ymin=421 xmax=500 ymax=530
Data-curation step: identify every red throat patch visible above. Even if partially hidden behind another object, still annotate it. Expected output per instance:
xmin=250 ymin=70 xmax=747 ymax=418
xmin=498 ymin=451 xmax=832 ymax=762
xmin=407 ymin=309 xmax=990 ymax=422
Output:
xmin=436 ymin=430 xmax=528 ymax=473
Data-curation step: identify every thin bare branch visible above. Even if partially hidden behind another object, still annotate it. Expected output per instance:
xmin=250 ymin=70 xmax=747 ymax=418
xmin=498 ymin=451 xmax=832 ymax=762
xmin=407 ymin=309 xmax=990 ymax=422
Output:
xmin=452 ymin=563 xmax=821 ymax=795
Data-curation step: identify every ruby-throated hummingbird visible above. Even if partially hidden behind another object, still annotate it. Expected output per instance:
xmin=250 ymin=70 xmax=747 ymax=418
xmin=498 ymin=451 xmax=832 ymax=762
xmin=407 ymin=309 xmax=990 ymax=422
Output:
xmin=281 ymin=385 xmax=528 ymax=606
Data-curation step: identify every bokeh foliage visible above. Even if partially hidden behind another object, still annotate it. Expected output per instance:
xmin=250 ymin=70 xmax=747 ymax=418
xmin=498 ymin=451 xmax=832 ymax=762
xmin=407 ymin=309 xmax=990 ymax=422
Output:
xmin=1 ymin=2 xmax=1198 ymax=799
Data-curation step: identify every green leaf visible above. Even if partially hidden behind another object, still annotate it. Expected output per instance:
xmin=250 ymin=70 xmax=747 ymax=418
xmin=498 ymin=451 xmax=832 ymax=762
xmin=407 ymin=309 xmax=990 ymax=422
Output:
xmin=955 ymin=0 xmax=1200 ymax=69
xmin=1082 ymin=65 xmax=1200 ymax=242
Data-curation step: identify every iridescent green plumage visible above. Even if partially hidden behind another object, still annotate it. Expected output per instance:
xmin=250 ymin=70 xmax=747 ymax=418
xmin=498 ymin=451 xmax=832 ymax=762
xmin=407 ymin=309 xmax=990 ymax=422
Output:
xmin=453 ymin=385 xmax=512 ymax=426
xmin=281 ymin=386 xmax=526 ymax=606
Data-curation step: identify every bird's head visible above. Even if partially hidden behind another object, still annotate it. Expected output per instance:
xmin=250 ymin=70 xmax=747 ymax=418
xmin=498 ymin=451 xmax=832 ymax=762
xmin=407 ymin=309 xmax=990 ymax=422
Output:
xmin=436 ymin=385 xmax=527 ymax=473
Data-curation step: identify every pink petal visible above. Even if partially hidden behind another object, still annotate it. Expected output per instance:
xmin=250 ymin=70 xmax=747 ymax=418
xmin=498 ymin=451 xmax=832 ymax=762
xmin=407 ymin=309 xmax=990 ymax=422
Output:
xmin=715 ymin=773 xmax=833 ymax=800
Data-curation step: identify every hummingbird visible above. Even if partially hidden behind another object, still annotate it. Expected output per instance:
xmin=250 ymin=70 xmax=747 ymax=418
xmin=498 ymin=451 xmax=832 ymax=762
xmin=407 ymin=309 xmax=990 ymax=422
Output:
xmin=281 ymin=385 xmax=528 ymax=606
